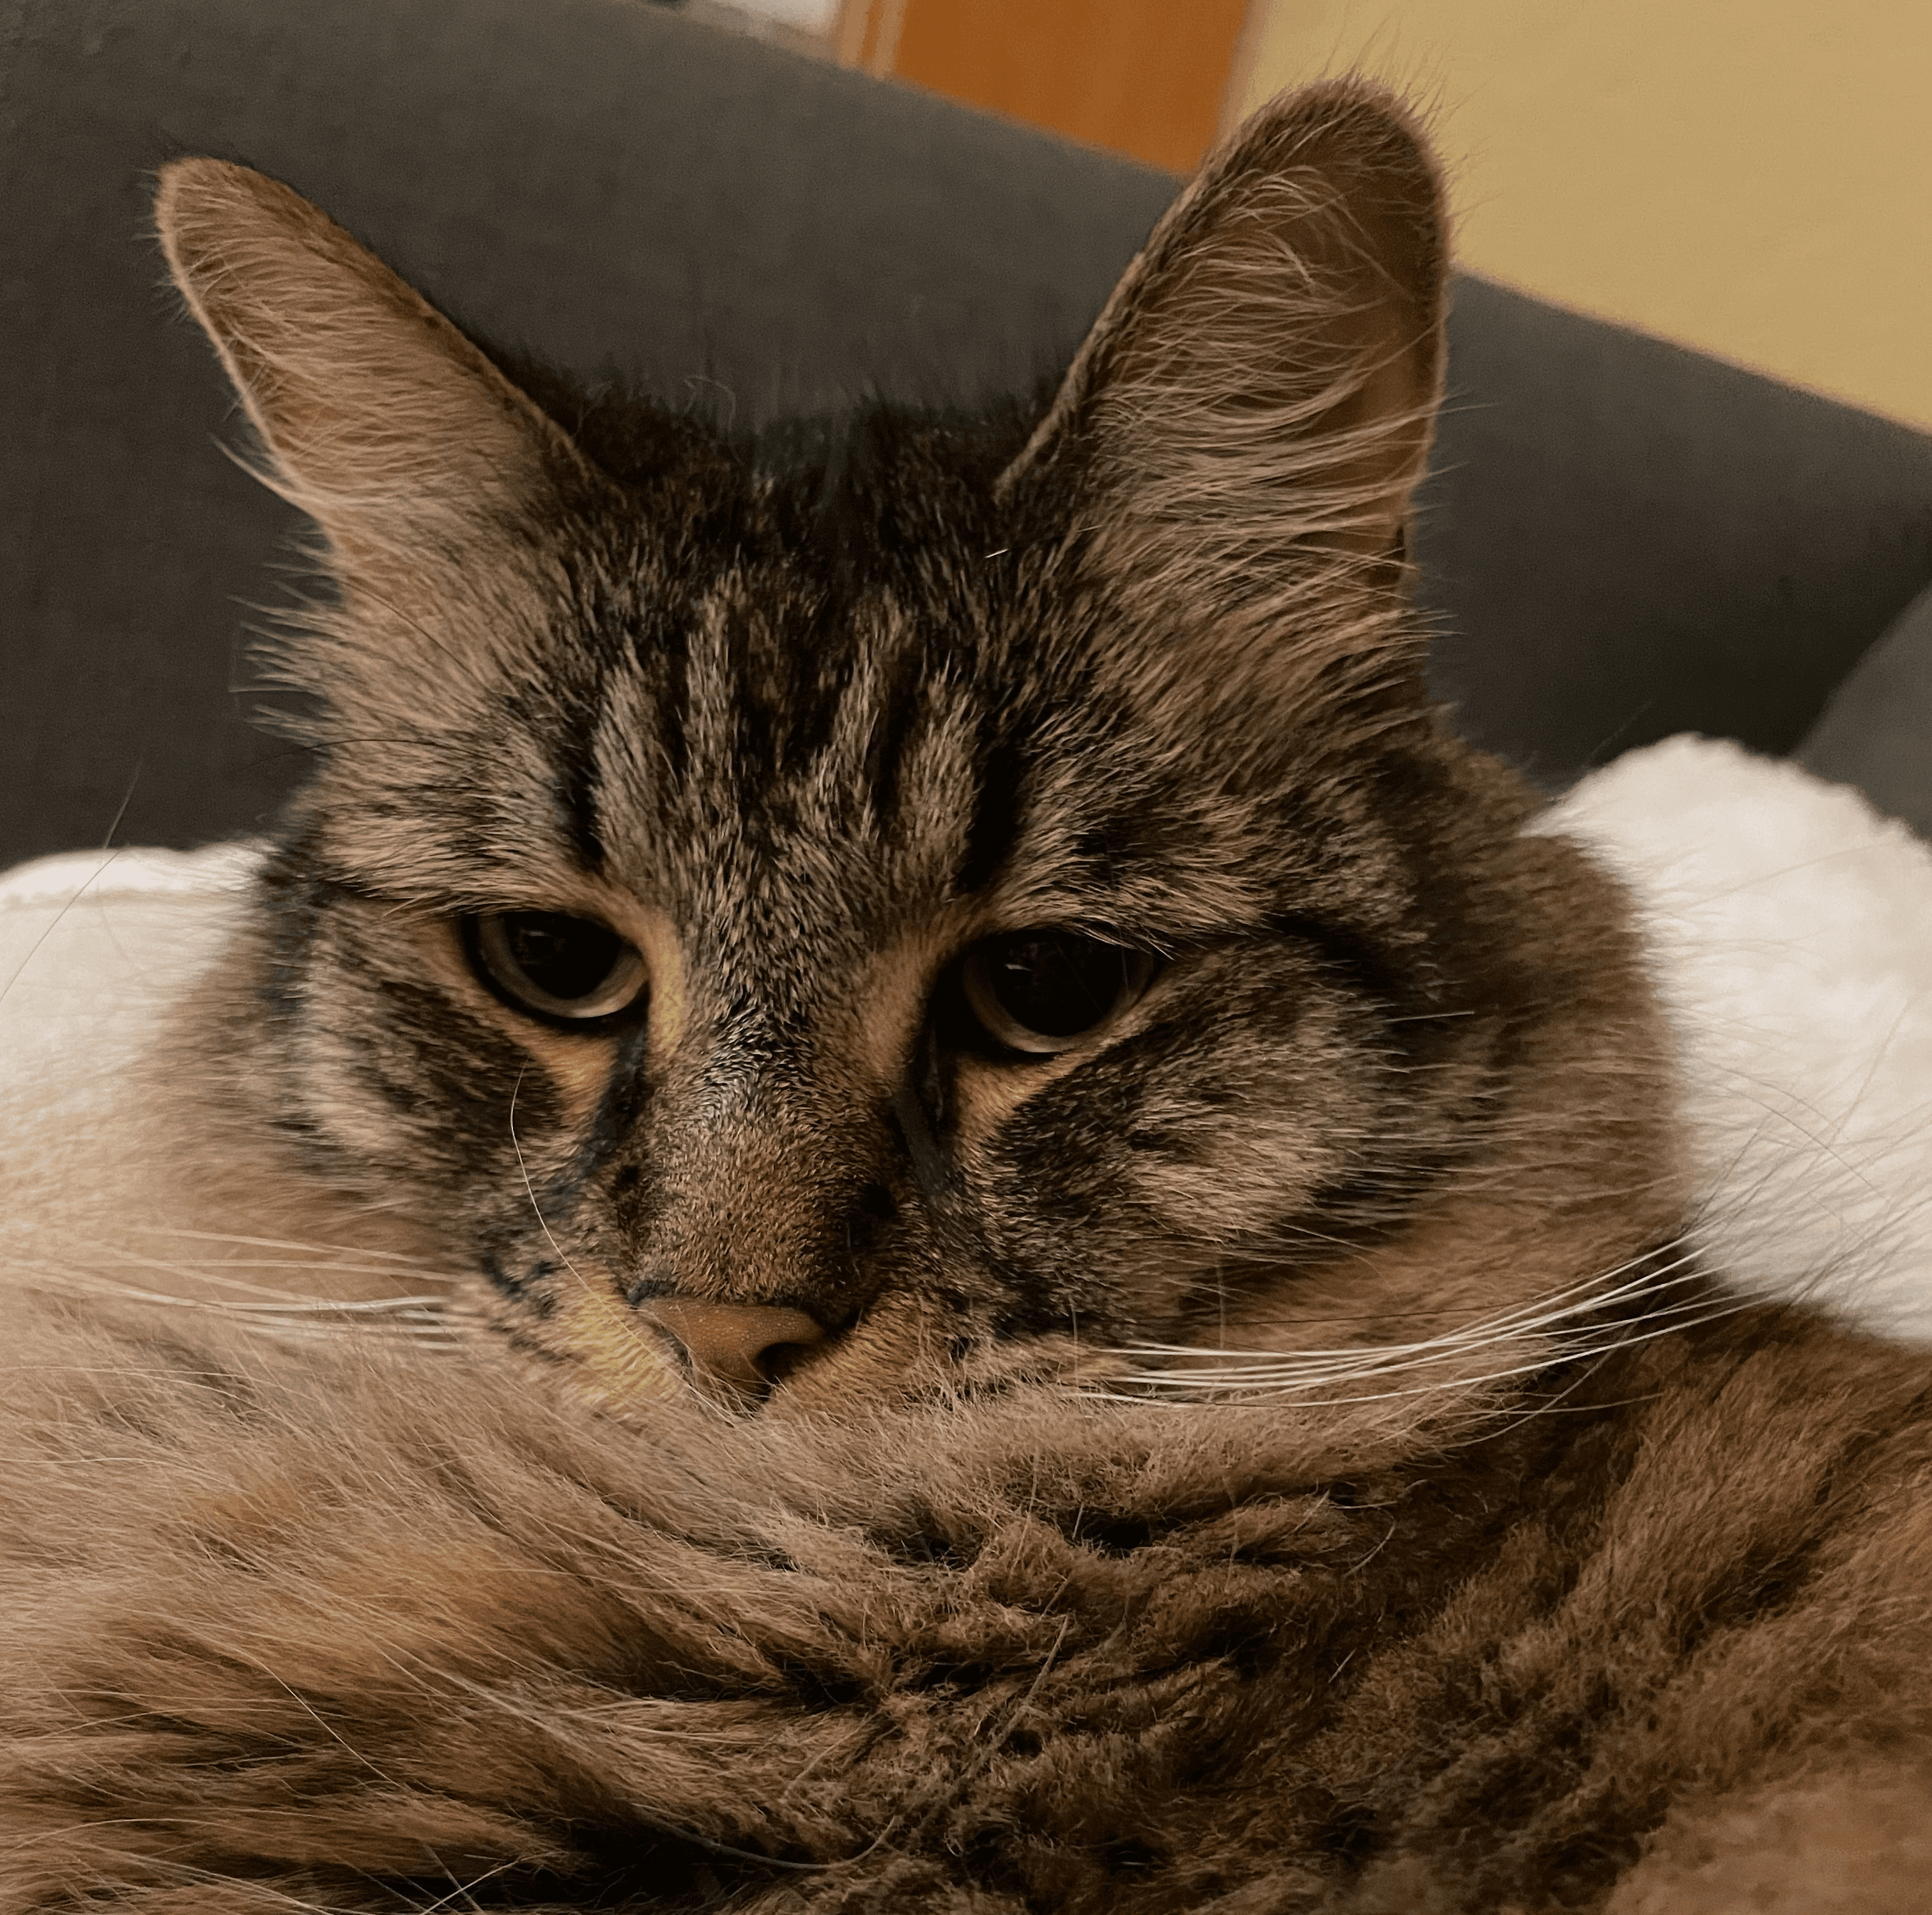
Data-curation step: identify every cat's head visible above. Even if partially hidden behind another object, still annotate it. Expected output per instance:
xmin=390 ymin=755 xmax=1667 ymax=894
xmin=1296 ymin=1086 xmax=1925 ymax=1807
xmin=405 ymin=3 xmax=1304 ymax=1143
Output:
xmin=156 ymin=84 xmax=1685 ymax=1419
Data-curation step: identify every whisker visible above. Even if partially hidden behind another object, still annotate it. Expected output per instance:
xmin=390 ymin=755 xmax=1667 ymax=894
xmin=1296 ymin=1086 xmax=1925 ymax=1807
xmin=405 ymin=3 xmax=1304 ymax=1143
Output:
xmin=1086 ymin=1293 xmax=1762 ymax=1410
xmin=1098 ymin=1238 xmax=1723 ymax=1403
xmin=1119 ymin=1246 xmax=1704 ymax=1378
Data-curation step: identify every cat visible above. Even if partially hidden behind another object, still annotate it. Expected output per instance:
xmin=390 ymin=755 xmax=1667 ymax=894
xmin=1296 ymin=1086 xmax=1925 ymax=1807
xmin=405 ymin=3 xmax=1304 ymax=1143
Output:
xmin=3 ymin=79 xmax=1930 ymax=1913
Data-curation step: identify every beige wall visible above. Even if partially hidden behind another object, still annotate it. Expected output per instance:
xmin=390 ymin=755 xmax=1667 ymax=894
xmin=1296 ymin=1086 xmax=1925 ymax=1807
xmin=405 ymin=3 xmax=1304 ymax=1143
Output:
xmin=1241 ymin=0 xmax=1932 ymax=431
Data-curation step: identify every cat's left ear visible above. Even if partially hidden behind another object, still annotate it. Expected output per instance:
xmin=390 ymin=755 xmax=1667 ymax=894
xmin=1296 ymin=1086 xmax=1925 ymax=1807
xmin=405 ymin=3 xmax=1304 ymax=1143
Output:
xmin=1003 ymin=80 xmax=1446 ymax=622
xmin=155 ymin=159 xmax=595 ymax=578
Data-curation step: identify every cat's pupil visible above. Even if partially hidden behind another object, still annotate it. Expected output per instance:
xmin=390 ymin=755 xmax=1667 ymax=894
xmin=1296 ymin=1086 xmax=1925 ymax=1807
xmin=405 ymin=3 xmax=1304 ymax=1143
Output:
xmin=989 ymin=937 xmax=1118 ymax=1036
xmin=963 ymin=933 xmax=1153 ymax=1055
xmin=505 ymin=915 xmax=619 ymax=999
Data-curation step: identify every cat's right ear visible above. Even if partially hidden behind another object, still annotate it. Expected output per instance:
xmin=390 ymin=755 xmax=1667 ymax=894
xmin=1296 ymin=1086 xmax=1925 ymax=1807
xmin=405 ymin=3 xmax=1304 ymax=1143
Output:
xmin=155 ymin=160 xmax=594 ymax=578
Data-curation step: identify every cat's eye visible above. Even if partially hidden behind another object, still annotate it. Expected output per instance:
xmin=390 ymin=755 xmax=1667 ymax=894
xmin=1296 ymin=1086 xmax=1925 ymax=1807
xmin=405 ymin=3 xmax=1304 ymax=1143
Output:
xmin=960 ymin=932 xmax=1156 ymax=1056
xmin=468 ymin=912 xmax=648 ymax=1022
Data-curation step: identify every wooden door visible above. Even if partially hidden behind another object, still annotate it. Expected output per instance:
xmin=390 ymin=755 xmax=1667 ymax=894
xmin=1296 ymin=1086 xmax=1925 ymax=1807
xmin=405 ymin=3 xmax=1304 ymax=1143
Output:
xmin=838 ymin=0 xmax=1258 ymax=174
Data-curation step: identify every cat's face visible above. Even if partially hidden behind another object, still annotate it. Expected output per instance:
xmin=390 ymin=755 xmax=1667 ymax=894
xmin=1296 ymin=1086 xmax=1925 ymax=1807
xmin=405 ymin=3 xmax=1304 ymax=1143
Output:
xmin=158 ymin=86 xmax=1683 ymax=1415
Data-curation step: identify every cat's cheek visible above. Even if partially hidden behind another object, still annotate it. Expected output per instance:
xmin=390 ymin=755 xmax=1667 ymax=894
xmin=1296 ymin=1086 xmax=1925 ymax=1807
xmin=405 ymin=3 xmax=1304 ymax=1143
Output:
xmin=946 ymin=1049 xmax=1089 ymax=1146
xmin=1122 ymin=1107 xmax=1349 ymax=1245
xmin=267 ymin=975 xmax=512 ymax=1197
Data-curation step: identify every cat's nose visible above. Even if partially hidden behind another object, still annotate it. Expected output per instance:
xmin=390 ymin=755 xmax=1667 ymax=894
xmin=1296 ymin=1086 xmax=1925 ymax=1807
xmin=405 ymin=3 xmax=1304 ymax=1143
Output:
xmin=634 ymin=1297 xmax=828 ymax=1392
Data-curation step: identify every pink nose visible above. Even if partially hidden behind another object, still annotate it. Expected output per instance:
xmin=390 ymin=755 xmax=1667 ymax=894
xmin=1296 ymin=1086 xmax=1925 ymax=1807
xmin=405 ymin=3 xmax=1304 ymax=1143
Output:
xmin=635 ymin=1298 xmax=828 ymax=1392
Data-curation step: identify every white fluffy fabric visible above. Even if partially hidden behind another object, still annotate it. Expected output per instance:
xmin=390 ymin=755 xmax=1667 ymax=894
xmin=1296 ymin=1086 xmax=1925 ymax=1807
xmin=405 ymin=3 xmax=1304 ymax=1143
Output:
xmin=0 ymin=843 xmax=261 ymax=1129
xmin=1547 ymin=735 xmax=1932 ymax=1340
xmin=4 ymin=737 xmax=1928 ymax=1335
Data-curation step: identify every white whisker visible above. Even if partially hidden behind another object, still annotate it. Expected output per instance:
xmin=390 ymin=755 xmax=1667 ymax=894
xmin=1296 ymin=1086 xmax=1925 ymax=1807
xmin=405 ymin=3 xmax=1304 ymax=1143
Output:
xmin=1095 ymin=1238 xmax=1724 ymax=1403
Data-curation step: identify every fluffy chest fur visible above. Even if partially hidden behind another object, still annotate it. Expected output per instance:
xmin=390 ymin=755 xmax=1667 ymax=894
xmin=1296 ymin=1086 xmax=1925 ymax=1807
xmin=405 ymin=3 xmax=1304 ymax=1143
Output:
xmin=5 ymin=1300 xmax=1931 ymax=1913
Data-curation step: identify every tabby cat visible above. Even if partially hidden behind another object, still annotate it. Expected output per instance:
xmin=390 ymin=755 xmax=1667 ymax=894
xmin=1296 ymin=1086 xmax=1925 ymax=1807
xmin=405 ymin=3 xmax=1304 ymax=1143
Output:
xmin=4 ymin=82 xmax=1929 ymax=1913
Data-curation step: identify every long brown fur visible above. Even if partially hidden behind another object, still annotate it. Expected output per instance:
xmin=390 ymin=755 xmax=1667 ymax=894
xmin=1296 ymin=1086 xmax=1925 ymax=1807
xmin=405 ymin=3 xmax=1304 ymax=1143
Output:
xmin=4 ymin=82 xmax=1929 ymax=1910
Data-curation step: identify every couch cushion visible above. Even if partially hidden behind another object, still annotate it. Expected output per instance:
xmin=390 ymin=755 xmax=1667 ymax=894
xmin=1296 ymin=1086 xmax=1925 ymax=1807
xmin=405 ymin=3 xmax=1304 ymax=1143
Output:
xmin=1797 ymin=580 xmax=1932 ymax=838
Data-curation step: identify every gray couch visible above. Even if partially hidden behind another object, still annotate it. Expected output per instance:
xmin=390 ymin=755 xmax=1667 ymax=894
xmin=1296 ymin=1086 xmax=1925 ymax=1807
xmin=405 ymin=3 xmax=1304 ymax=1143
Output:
xmin=7 ymin=0 xmax=1932 ymax=867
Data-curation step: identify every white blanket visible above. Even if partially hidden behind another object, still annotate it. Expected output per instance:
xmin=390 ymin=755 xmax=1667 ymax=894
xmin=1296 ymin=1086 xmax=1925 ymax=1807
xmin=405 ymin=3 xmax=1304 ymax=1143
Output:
xmin=1551 ymin=736 xmax=1932 ymax=1338
xmin=5 ymin=737 xmax=1928 ymax=1336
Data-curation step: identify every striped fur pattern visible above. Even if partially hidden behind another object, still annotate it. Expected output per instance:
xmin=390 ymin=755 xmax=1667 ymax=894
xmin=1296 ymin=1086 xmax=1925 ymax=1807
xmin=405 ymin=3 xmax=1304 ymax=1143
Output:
xmin=5 ymin=81 xmax=1931 ymax=1911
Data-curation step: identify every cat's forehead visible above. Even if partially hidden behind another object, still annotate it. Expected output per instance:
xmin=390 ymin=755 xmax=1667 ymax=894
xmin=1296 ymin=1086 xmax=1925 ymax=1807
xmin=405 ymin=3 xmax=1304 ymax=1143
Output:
xmin=303 ymin=397 xmax=1395 ymax=960
xmin=564 ymin=534 xmax=1143 ymax=933
xmin=574 ymin=442 xmax=1310 ymax=934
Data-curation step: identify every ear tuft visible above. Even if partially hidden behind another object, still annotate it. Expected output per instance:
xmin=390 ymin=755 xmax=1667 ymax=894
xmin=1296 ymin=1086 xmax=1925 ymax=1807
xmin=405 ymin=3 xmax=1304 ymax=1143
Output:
xmin=155 ymin=158 xmax=590 ymax=566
